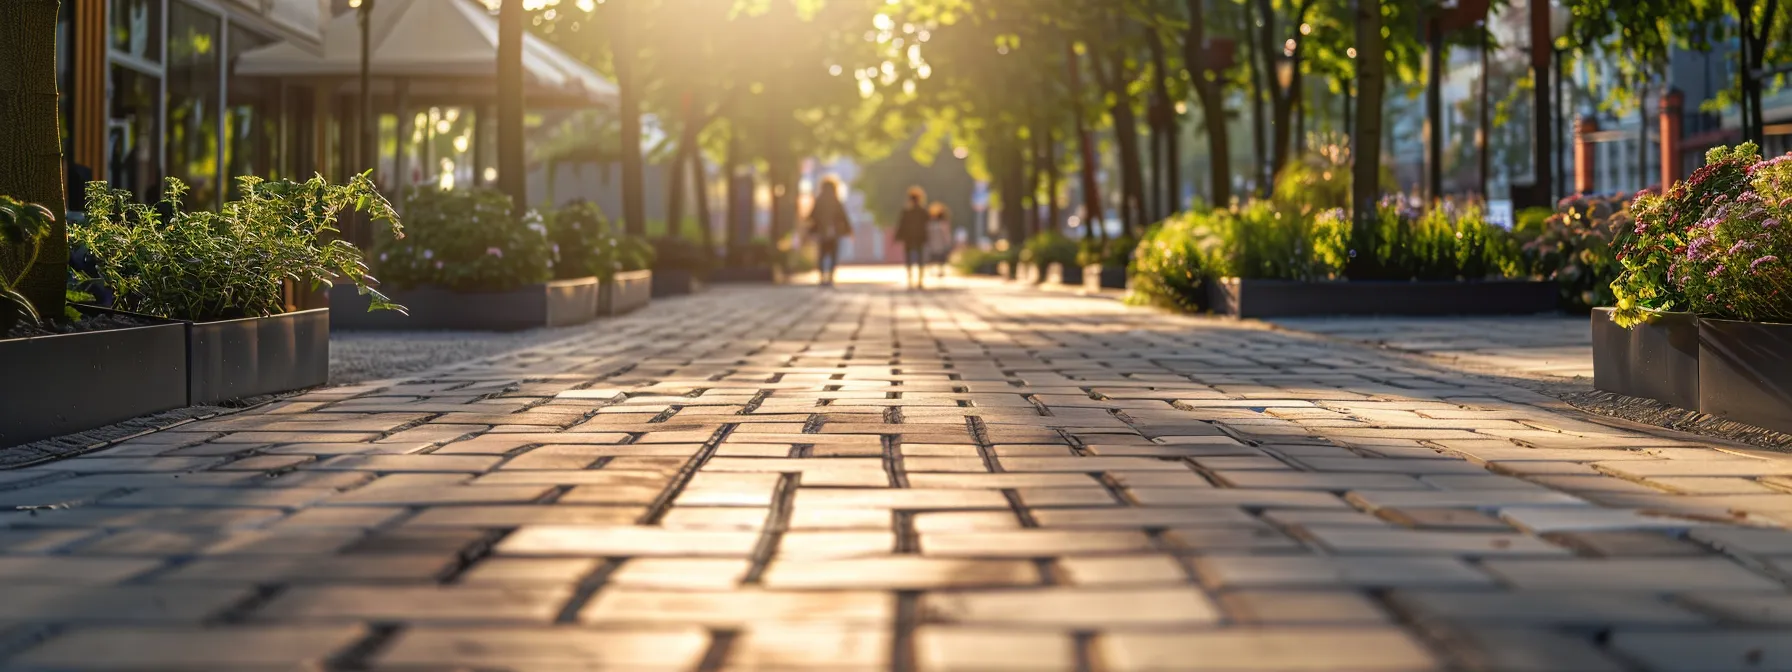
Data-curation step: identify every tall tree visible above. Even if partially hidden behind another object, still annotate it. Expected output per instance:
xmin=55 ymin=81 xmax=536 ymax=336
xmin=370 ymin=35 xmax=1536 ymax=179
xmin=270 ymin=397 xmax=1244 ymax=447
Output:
xmin=1183 ymin=0 xmax=1234 ymax=206
xmin=1349 ymin=0 xmax=1386 ymax=277
xmin=611 ymin=1 xmax=646 ymax=235
xmin=0 ymin=0 xmax=65 ymax=319
xmin=496 ymin=0 xmax=526 ymax=211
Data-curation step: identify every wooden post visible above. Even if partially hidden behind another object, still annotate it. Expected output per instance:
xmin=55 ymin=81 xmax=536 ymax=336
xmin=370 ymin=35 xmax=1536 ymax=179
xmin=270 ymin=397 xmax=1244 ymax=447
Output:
xmin=1574 ymin=116 xmax=1598 ymax=196
xmin=1660 ymin=89 xmax=1684 ymax=190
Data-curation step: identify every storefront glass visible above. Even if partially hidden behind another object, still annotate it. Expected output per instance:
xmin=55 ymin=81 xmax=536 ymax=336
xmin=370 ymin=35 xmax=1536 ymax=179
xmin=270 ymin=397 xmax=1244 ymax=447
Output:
xmin=107 ymin=65 xmax=162 ymax=203
xmin=166 ymin=0 xmax=221 ymax=209
xmin=225 ymin=25 xmax=278 ymax=199
xmin=108 ymin=0 xmax=161 ymax=64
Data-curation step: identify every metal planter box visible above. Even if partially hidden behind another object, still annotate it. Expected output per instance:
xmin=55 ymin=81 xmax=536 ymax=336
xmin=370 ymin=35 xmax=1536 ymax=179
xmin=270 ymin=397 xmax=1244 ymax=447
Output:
xmin=187 ymin=309 xmax=330 ymax=406
xmin=1083 ymin=264 xmax=1129 ymax=291
xmin=651 ymin=270 xmax=703 ymax=298
xmin=1698 ymin=318 xmax=1792 ymax=435
xmin=1591 ymin=308 xmax=1699 ymax=410
xmin=0 ymin=322 xmax=188 ymax=448
xmin=711 ymin=267 xmax=777 ymax=284
xmin=599 ymin=270 xmax=654 ymax=317
xmin=1048 ymin=263 xmax=1084 ymax=286
xmin=1205 ymin=278 xmax=1558 ymax=318
xmin=330 ymin=277 xmax=600 ymax=331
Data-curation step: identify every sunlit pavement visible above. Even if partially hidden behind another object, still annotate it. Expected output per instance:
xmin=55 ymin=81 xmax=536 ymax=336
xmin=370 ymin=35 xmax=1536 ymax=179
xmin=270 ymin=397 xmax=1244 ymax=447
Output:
xmin=3 ymin=268 xmax=1791 ymax=670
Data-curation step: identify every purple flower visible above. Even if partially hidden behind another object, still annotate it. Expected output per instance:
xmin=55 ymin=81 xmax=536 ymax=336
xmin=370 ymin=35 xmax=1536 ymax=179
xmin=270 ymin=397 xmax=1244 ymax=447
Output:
xmin=1766 ymin=218 xmax=1781 ymax=229
xmin=1753 ymin=255 xmax=1779 ymax=270
xmin=1730 ymin=240 xmax=1758 ymax=255
xmin=1709 ymin=264 xmax=1726 ymax=278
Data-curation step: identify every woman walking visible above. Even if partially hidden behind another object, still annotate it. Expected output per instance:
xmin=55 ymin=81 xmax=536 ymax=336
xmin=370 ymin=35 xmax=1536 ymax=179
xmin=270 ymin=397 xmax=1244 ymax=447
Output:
xmin=927 ymin=202 xmax=953 ymax=279
xmin=897 ymin=186 xmax=931 ymax=289
xmin=807 ymin=177 xmax=852 ymax=287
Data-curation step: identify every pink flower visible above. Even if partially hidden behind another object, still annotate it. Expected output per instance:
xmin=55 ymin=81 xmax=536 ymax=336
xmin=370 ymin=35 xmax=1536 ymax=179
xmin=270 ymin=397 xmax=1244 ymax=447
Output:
xmin=1752 ymin=255 xmax=1779 ymax=270
xmin=434 ymin=260 xmax=444 ymax=270
xmin=486 ymin=247 xmax=504 ymax=258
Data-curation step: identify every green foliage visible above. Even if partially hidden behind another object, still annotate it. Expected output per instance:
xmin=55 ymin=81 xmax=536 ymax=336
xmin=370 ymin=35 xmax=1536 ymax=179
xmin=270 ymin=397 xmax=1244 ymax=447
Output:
xmin=1610 ymin=143 xmax=1792 ymax=326
xmin=1125 ymin=215 xmax=1213 ymax=311
xmin=0 ymin=196 xmax=56 ymax=328
xmin=548 ymin=200 xmax=654 ymax=282
xmin=1513 ymin=207 xmax=1555 ymax=242
xmin=1611 ymin=143 xmax=1759 ymax=327
xmin=1020 ymin=230 xmax=1078 ymax=273
xmin=73 ymin=175 xmax=401 ymax=322
xmin=951 ymin=246 xmax=1014 ymax=275
xmin=1078 ymin=234 xmax=1137 ymax=268
xmin=372 ymin=187 xmax=550 ymax=293
xmin=651 ymin=236 xmax=718 ymax=275
xmin=1343 ymin=199 xmax=1524 ymax=282
xmin=1523 ymin=195 xmax=1628 ymax=311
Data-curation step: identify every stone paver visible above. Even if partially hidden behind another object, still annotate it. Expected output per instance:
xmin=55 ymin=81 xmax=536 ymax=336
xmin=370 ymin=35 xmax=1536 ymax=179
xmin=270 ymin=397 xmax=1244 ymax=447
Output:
xmin=1 ymin=268 xmax=1789 ymax=670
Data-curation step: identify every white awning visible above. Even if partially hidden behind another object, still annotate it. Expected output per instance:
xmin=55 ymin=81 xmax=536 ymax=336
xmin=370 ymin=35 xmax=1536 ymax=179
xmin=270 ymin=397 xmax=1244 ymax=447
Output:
xmin=236 ymin=0 xmax=616 ymax=106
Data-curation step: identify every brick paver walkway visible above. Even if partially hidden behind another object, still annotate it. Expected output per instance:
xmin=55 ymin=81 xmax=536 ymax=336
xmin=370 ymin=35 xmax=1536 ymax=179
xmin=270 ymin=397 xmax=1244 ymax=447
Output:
xmin=3 ymin=269 xmax=1792 ymax=670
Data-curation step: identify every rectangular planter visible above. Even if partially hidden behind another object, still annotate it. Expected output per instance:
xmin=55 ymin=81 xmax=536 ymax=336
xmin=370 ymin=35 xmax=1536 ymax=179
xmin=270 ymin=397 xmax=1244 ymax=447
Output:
xmin=1083 ymin=264 xmax=1128 ymax=292
xmin=711 ymin=267 xmax=777 ymax=284
xmin=0 ymin=321 xmax=188 ymax=448
xmin=187 ymin=309 xmax=330 ymax=406
xmin=1048 ymin=263 xmax=1084 ymax=286
xmin=1698 ymin=318 xmax=1792 ymax=435
xmin=651 ymin=269 xmax=703 ymax=298
xmin=599 ymin=270 xmax=654 ymax=317
xmin=1206 ymin=278 xmax=1558 ymax=318
xmin=1591 ymin=308 xmax=1700 ymax=410
xmin=330 ymin=277 xmax=600 ymax=331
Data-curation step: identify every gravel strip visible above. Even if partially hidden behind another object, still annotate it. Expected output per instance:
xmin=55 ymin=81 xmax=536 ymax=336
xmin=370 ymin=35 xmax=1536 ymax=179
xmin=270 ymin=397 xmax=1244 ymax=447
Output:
xmin=328 ymin=325 xmax=599 ymax=385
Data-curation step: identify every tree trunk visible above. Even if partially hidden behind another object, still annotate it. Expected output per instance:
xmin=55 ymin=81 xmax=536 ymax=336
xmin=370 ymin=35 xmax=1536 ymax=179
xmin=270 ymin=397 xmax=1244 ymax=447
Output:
xmin=1242 ymin=2 xmax=1270 ymax=196
xmin=497 ymin=0 xmax=526 ymax=213
xmin=665 ymin=94 xmax=697 ymax=239
xmin=998 ymin=135 xmax=1027 ymax=273
xmin=1066 ymin=40 xmax=1104 ymax=240
xmin=724 ymin=130 xmax=742 ymax=263
xmin=1253 ymin=0 xmax=1293 ymax=182
xmin=1349 ymin=0 xmax=1387 ymax=279
xmin=1148 ymin=29 xmax=1175 ymax=220
xmin=1183 ymin=0 xmax=1231 ymax=207
xmin=0 ymin=0 xmax=66 ymax=319
xmin=1529 ymin=0 xmax=1554 ymax=204
xmin=1045 ymin=134 xmax=1062 ymax=232
xmin=1094 ymin=47 xmax=1146 ymax=235
xmin=614 ymin=2 xmax=646 ymax=236
xmin=692 ymin=144 xmax=714 ymax=253
xmin=1479 ymin=21 xmax=1491 ymax=198
xmin=1424 ymin=19 xmax=1444 ymax=201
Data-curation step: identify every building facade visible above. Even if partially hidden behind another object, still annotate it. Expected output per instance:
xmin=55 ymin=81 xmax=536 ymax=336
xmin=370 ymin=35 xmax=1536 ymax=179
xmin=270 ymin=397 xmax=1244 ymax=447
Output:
xmin=56 ymin=0 xmax=329 ymax=211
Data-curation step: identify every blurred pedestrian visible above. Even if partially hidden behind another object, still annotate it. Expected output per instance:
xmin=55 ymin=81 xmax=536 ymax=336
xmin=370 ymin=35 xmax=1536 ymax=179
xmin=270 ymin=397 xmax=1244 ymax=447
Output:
xmin=806 ymin=176 xmax=851 ymax=287
xmin=897 ymin=186 xmax=930 ymax=289
xmin=927 ymin=202 xmax=953 ymax=279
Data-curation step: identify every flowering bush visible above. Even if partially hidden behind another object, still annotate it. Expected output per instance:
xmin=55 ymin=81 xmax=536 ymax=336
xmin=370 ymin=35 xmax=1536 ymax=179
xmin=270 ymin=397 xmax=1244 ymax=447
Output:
xmin=1020 ymin=230 xmax=1078 ymax=274
xmin=1523 ymin=194 xmax=1628 ymax=311
xmin=73 ymin=175 xmax=401 ymax=321
xmin=372 ymin=187 xmax=551 ymax=292
xmin=548 ymin=201 xmax=653 ymax=281
xmin=1611 ymin=144 xmax=1761 ymax=327
xmin=1657 ymin=144 xmax=1791 ymax=323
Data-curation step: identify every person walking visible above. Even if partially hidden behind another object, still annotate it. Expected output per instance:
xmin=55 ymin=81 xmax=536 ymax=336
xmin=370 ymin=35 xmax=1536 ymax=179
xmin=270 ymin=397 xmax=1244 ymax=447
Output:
xmin=897 ymin=186 xmax=931 ymax=289
xmin=807 ymin=176 xmax=851 ymax=287
xmin=927 ymin=202 xmax=953 ymax=279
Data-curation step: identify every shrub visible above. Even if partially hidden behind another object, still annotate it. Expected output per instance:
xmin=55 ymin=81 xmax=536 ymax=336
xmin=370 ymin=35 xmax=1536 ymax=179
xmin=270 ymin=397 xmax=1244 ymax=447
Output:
xmin=732 ymin=239 xmax=779 ymax=269
xmin=1611 ymin=144 xmax=1758 ymax=327
xmin=0 ymin=196 xmax=56 ymax=327
xmin=372 ymin=187 xmax=550 ymax=292
xmin=1019 ymin=230 xmax=1078 ymax=273
xmin=1523 ymin=195 xmax=1628 ymax=311
xmin=1125 ymin=213 xmax=1217 ymax=310
xmin=1344 ymin=199 xmax=1521 ymax=281
xmin=652 ymin=236 xmax=717 ymax=275
xmin=1661 ymin=144 xmax=1792 ymax=323
xmin=951 ymin=246 xmax=1013 ymax=275
xmin=74 ymin=175 xmax=401 ymax=322
xmin=1077 ymin=234 xmax=1136 ymax=268
xmin=548 ymin=201 xmax=653 ymax=281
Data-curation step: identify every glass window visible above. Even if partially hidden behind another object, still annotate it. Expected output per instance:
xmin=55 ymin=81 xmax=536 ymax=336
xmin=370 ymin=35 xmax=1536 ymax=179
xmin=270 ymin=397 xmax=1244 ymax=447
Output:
xmin=166 ymin=0 xmax=221 ymax=209
xmin=225 ymin=24 xmax=278 ymax=199
xmin=109 ymin=0 xmax=162 ymax=63
xmin=108 ymin=64 xmax=162 ymax=203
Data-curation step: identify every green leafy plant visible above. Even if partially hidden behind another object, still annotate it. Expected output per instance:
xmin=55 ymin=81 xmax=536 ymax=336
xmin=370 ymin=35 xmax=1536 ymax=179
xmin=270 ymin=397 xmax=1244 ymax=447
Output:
xmin=1524 ymin=194 xmax=1628 ymax=311
xmin=951 ymin=246 xmax=1013 ymax=275
xmin=1019 ymin=230 xmax=1078 ymax=274
xmin=372 ymin=187 xmax=550 ymax=292
xmin=0 ymin=196 xmax=56 ymax=330
xmin=73 ymin=175 xmax=401 ymax=322
xmin=1077 ymin=234 xmax=1136 ymax=268
xmin=653 ymin=236 xmax=718 ymax=275
xmin=1611 ymin=144 xmax=1758 ymax=327
xmin=548 ymin=201 xmax=654 ymax=281
xmin=1125 ymin=214 xmax=1215 ymax=311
